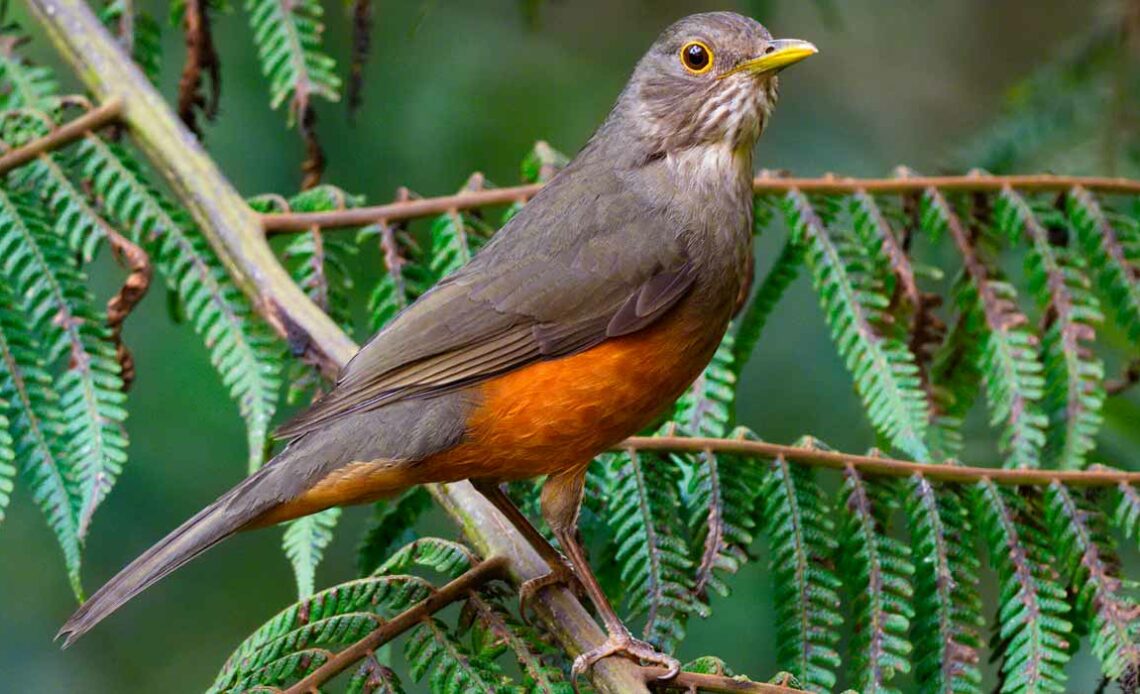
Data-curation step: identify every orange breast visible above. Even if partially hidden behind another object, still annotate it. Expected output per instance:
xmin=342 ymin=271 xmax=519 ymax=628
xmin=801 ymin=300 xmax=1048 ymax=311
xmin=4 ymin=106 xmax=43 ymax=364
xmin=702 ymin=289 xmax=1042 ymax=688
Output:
xmin=420 ymin=304 xmax=724 ymax=482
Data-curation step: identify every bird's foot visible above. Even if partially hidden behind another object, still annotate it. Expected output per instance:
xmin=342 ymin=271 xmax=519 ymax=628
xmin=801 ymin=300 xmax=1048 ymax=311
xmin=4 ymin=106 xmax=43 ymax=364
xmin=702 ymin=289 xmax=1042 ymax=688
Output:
xmin=518 ymin=557 xmax=585 ymax=623
xmin=570 ymin=628 xmax=680 ymax=684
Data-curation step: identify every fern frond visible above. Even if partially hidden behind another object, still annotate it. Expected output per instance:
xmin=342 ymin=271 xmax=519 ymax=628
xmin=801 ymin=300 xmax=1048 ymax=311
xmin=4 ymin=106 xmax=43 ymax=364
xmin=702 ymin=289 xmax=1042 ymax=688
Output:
xmin=503 ymin=141 xmax=568 ymax=223
xmin=995 ymin=189 xmax=1104 ymax=468
xmin=0 ymin=284 xmax=81 ymax=595
xmin=850 ymin=191 xmax=918 ymax=311
xmin=0 ymin=42 xmax=62 ymax=111
xmin=245 ymin=0 xmax=340 ymax=120
xmin=463 ymin=587 xmax=571 ymax=693
xmin=922 ymin=190 xmax=1047 ymax=468
xmin=362 ymin=215 xmax=433 ymax=331
xmin=374 ymin=537 xmax=478 ymax=581
xmin=0 ymin=186 xmax=127 ymax=540
xmin=904 ymin=474 xmax=984 ymax=693
xmin=356 ymin=486 xmax=433 ymax=577
xmin=99 ymin=0 xmax=163 ymax=84
xmin=282 ymin=507 xmax=341 ymax=598
xmin=429 ymin=180 xmax=496 ymax=280
xmin=16 ymin=150 xmax=110 ymax=262
xmin=733 ymin=233 xmax=803 ymax=372
xmin=210 ymin=573 xmax=435 ymax=692
xmin=347 ymin=655 xmax=405 ymax=694
xmin=1066 ymin=187 xmax=1140 ymax=345
xmin=75 ymin=137 xmax=281 ymax=472
xmin=686 ymin=427 xmax=763 ymax=601
xmin=674 ymin=334 xmax=736 ymax=438
xmin=838 ymin=466 xmax=914 ymax=693
xmin=926 ymin=314 xmax=983 ymax=461
xmin=974 ymin=482 xmax=1072 ymax=693
xmin=1113 ymin=482 xmax=1140 ymax=547
xmin=784 ymin=190 xmax=930 ymax=460
xmin=606 ymin=444 xmax=703 ymax=652
xmin=404 ymin=616 xmax=508 ymax=693
xmin=760 ymin=449 xmax=843 ymax=692
xmin=1045 ymin=483 xmax=1140 ymax=680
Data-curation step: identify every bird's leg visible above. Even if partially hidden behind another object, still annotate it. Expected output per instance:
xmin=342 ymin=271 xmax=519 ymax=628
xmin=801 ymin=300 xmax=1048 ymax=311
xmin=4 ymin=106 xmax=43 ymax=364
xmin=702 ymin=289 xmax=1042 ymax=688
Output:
xmin=539 ymin=468 xmax=681 ymax=682
xmin=470 ymin=478 xmax=585 ymax=620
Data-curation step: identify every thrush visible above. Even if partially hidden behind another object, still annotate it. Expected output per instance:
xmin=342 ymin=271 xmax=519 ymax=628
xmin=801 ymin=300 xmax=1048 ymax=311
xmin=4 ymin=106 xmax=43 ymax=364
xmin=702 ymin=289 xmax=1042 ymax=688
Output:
xmin=59 ymin=11 xmax=815 ymax=679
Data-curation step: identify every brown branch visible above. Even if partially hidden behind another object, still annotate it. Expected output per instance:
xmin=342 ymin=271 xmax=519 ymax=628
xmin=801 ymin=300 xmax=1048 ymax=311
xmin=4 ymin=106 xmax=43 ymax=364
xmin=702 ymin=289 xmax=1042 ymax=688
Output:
xmin=347 ymin=0 xmax=373 ymax=119
xmin=104 ymin=227 xmax=152 ymax=391
xmin=643 ymin=667 xmax=804 ymax=693
xmin=177 ymin=0 xmax=221 ymax=138
xmin=620 ymin=435 xmax=1140 ymax=487
xmin=282 ymin=556 xmax=509 ymax=694
xmin=260 ymin=174 xmax=1140 ymax=233
xmin=0 ymin=98 xmax=122 ymax=175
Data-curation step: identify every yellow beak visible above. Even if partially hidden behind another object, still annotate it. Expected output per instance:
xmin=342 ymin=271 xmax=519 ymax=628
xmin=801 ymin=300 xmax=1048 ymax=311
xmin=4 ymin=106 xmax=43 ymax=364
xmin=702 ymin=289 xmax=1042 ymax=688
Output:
xmin=719 ymin=39 xmax=818 ymax=80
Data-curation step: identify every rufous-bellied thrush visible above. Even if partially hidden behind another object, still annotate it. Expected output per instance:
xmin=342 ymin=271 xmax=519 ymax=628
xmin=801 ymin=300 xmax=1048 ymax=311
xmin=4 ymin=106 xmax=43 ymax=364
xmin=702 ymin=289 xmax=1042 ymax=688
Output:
xmin=60 ymin=10 xmax=815 ymax=679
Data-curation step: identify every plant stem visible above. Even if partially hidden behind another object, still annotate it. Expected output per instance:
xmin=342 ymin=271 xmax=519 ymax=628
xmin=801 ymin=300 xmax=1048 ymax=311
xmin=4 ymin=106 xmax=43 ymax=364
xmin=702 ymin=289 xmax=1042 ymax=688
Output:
xmin=643 ymin=667 xmax=803 ymax=693
xmin=260 ymin=173 xmax=1140 ymax=232
xmin=620 ymin=436 xmax=1140 ymax=486
xmin=283 ymin=556 xmax=509 ymax=694
xmin=24 ymin=2 xmax=651 ymax=691
xmin=0 ymin=98 xmax=121 ymax=175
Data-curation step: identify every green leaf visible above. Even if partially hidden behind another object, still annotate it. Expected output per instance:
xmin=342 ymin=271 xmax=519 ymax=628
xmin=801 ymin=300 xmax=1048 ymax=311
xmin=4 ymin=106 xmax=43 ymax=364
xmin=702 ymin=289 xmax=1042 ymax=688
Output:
xmin=784 ymin=191 xmax=931 ymax=460
xmin=0 ymin=186 xmax=127 ymax=542
xmin=245 ymin=0 xmax=341 ymax=121
xmin=0 ymin=42 xmax=62 ymax=112
xmin=838 ymin=468 xmax=914 ymax=693
xmin=363 ymin=219 xmax=433 ymax=332
xmin=1045 ymin=482 xmax=1140 ymax=680
xmin=732 ymin=232 xmax=803 ymax=371
xmin=0 ymin=405 xmax=14 ymax=525
xmin=282 ymin=507 xmax=341 ymax=598
xmin=974 ymin=482 xmax=1072 ymax=693
xmin=760 ymin=447 xmax=843 ymax=692
xmin=462 ymin=587 xmax=572 ymax=693
xmin=673 ymin=334 xmax=736 ymax=438
xmin=374 ymin=537 xmax=477 ymax=581
xmin=428 ymin=196 xmax=495 ymax=280
xmin=903 ymin=475 xmax=984 ymax=693
xmin=404 ymin=617 xmax=507 ymax=693
xmin=0 ymin=283 xmax=81 ymax=596
xmin=347 ymin=655 xmax=405 ymax=694
xmin=1066 ymin=187 xmax=1140 ymax=346
xmin=75 ymin=137 xmax=281 ymax=473
xmin=996 ymin=190 xmax=1104 ymax=469
xmin=99 ymin=1 xmax=163 ymax=85
xmin=357 ymin=486 xmax=434 ymax=577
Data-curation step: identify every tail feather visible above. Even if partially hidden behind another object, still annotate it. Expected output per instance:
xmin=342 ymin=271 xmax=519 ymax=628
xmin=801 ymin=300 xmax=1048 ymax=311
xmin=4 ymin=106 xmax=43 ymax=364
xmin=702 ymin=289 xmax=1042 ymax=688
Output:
xmin=57 ymin=466 xmax=282 ymax=647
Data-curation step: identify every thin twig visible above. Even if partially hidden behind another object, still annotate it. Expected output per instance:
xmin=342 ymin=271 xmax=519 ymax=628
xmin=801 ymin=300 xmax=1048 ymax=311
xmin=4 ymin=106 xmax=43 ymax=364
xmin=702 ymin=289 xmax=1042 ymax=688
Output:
xmin=0 ymin=98 xmax=122 ymax=175
xmin=620 ymin=435 xmax=1140 ymax=486
xmin=259 ymin=173 xmax=1140 ymax=232
xmin=283 ymin=556 xmax=509 ymax=694
xmin=643 ymin=667 xmax=803 ymax=693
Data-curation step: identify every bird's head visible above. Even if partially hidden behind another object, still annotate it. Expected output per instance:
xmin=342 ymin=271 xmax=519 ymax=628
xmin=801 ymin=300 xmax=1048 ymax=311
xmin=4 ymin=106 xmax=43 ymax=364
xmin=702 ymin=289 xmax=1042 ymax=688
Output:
xmin=615 ymin=12 xmax=816 ymax=162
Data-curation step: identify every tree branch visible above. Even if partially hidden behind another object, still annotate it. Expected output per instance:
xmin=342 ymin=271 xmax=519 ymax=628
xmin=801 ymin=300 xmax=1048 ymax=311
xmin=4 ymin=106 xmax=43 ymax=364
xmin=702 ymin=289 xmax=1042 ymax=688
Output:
xmin=643 ymin=667 xmax=803 ymax=693
xmin=260 ymin=173 xmax=1140 ymax=232
xmin=282 ymin=556 xmax=509 ymax=694
xmin=620 ymin=436 xmax=1140 ymax=486
xmin=0 ymin=98 xmax=121 ymax=175
xmin=25 ymin=3 xmax=651 ymax=692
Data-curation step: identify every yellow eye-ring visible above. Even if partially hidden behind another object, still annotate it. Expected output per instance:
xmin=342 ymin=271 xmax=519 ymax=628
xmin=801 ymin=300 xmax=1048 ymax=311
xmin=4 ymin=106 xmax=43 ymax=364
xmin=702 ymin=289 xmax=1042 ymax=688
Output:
xmin=679 ymin=41 xmax=714 ymax=75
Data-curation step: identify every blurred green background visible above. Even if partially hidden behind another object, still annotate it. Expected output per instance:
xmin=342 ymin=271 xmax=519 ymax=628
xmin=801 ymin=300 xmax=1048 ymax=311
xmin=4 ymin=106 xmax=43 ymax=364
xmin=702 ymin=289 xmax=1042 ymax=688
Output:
xmin=0 ymin=0 xmax=1126 ymax=690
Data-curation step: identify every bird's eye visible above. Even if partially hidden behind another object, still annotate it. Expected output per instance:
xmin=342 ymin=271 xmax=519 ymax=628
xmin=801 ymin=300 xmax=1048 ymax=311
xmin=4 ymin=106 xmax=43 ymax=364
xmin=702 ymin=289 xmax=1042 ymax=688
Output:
xmin=679 ymin=41 xmax=713 ymax=75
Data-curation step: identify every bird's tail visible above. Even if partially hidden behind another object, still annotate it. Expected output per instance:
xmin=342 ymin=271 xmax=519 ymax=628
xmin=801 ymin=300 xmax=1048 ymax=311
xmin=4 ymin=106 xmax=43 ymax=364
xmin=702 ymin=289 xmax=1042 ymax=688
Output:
xmin=56 ymin=460 xmax=287 ymax=648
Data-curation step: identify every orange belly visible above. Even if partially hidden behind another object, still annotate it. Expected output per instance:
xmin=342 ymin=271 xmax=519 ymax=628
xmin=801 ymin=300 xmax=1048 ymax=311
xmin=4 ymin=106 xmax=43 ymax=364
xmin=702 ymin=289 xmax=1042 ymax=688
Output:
xmin=417 ymin=303 xmax=724 ymax=482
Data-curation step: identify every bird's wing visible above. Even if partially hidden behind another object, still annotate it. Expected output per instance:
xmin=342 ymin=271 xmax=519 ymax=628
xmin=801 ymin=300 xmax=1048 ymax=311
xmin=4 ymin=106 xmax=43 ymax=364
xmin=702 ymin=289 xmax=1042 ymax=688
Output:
xmin=275 ymin=174 xmax=693 ymax=440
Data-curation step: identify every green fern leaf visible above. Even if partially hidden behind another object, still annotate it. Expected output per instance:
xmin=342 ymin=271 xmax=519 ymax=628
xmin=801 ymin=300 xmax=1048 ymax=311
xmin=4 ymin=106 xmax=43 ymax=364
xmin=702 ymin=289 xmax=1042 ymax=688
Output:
xmin=686 ymin=427 xmax=763 ymax=601
xmin=75 ymin=137 xmax=281 ymax=472
xmin=0 ymin=43 xmax=62 ymax=111
xmin=922 ymin=190 xmax=1047 ymax=468
xmin=974 ymin=482 xmax=1072 ymax=693
xmin=732 ymin=233 xmax=803 ymax=371
xmin=0 ymin=405 xmax=13 ymax=525
xmin=15 ymin=149 xmax=111 ymax=262
xmin=347 ymin=655 xmax=405 ymax=694
xmin=605 ymin=443 xmax=704 ymax=652
xmin=674 ymin=334 xmax=736 ymax=438
xmin=0 ymin=284 xmax=82 ymax=596
xmin=502 ymin=141 xmax=569 ymax=223
xmin=996 ymin=190 xmax=1105 ymax=469
xmin=838 ymin=467 xmax=915 ymax=693
xmin=210 ymin=573 xmax=435 ymax=692
xmin=926 ymin=314 xmax=984 ymax=461
xmin=362 ymin=220 xmax=432 ymax=332
xmin=1066 ymin=188 xmax=1140 ymax=345
xmin=1112 ymin=481 xmax=1140 ymax=547
xmin=463 ymin=587 xmax=572 ymax=693
xmin=99 ymin=0 xmax=163 ymax=85
xmin=903 ymin=474 xmax=984 ymax=693
xmin=374 ymin=537 xmax=478 ymax=581
xmin=357 ymin=486 xmax=434 ymax=577
xmin=282 ymin=507 xmax=341 ymax=598
xmin=245 ymin=0 xmax=340 ymax=121
xmin=760 ymin=447 xmax=843 ymax=692
xmin=784 ymin=190 xmax=931 ymax=460
xmin=429 ymin=182 xmax=496 ymax=280
xmin=404 ymin=617 xmax=508 ymax=693
xmin=1045 ymin=482 xmax=1140 ymax=680
xmin=0 ymin=186 xmax=127 ymax=541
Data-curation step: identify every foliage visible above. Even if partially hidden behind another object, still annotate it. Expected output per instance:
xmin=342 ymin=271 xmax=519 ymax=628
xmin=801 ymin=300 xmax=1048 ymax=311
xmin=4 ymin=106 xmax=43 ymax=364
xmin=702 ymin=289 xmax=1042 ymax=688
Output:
xmin=3 ymin=5 xmax=1140 ymax=694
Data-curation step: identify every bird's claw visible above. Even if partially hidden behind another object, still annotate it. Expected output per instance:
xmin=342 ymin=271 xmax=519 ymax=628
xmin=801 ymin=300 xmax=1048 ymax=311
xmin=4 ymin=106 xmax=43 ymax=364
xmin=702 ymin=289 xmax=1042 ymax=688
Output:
xmin=570 ymin=630 xmax=680 ymax=686
xmin=518 ymin=559 xmax=585 ymax=624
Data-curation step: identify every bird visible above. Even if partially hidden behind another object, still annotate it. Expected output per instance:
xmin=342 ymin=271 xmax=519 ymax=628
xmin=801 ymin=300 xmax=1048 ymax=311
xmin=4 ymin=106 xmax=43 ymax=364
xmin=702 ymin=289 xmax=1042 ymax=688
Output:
xmin=58 ymin=10 xmax=815 ymax=679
